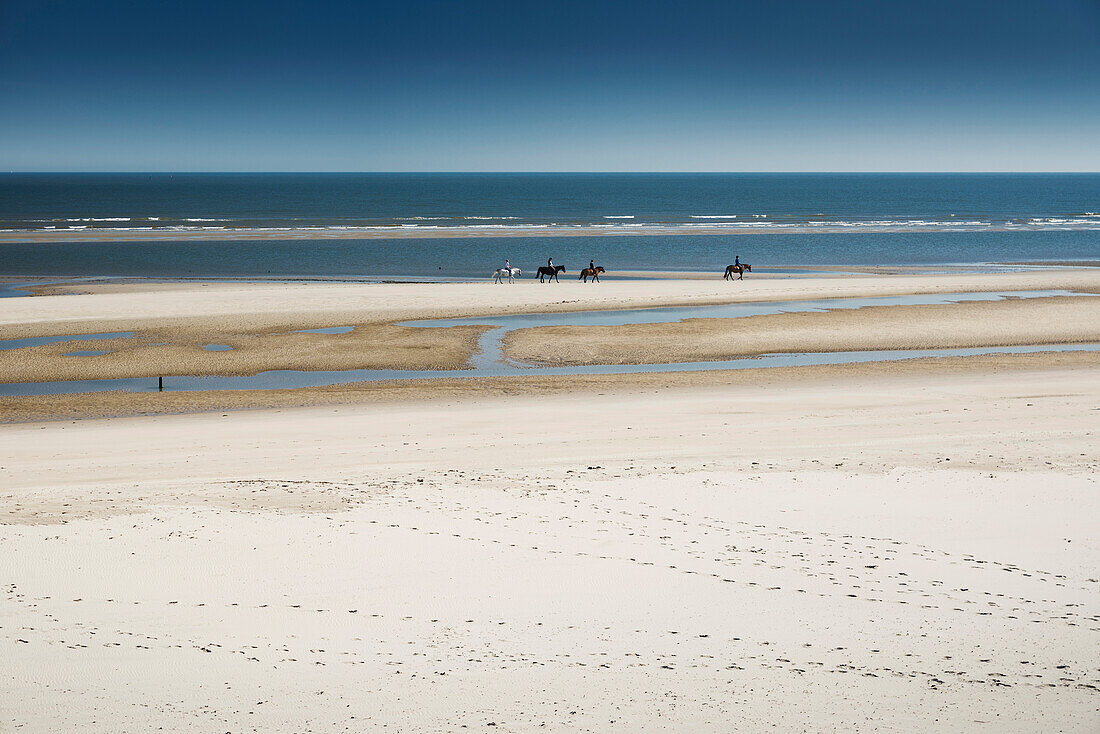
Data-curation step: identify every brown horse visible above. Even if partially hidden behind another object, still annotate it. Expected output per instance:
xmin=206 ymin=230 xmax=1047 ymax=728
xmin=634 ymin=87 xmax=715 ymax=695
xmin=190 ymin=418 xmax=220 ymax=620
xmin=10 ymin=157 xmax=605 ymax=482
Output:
xmin=579 ymin=266 xmax=605 ymax=282
xmin=724 ymin=263 xmax=752 ymax=281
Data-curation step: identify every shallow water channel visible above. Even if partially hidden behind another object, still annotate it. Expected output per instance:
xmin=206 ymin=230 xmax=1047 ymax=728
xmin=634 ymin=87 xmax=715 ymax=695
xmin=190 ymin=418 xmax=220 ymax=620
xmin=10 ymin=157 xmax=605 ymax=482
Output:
xmin=0 ymin=290 xmax=1095 ymax=397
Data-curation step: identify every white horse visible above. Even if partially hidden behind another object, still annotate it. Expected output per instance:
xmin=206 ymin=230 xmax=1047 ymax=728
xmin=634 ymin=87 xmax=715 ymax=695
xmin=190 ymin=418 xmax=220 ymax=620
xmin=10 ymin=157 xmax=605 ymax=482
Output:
xmin=492 ymin=267 xmax=521 ymax=283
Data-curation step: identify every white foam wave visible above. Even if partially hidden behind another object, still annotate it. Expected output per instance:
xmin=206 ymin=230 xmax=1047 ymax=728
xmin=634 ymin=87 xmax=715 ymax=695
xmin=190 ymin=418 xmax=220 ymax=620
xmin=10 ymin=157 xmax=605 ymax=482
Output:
xmin=603 ymin=215 xmax=634 ymax=219
xmin=393 ymin=216 xmax=522 ymax=221
xmin=690 ymin=215 xmax=738 ymax=219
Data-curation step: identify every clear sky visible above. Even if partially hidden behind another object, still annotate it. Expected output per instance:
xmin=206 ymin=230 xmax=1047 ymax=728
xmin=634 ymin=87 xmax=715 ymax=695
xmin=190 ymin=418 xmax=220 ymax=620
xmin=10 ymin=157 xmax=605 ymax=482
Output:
xmin=2 ymin=0 xmax=1098 ymax=171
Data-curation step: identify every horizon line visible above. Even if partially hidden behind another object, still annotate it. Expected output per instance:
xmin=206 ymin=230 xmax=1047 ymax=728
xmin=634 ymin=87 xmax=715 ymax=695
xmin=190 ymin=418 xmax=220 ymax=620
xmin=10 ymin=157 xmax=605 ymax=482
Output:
xmin=4 ymin=170 xmax=1100 ymax=175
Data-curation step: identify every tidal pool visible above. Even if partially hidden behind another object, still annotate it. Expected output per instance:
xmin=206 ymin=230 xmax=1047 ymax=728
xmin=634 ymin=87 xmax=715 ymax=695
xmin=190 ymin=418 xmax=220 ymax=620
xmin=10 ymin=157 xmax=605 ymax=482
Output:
xmin=0 ymin=290 xmax=1094 ymax=397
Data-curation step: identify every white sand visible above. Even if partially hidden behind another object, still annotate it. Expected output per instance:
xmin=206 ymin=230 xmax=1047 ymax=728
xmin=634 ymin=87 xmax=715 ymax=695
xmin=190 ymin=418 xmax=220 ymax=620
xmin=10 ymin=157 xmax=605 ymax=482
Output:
xmin=3 ymin=269 xmax=1099 ymax=336
xmin=3 ymin=365 xmax=1099 ymax=731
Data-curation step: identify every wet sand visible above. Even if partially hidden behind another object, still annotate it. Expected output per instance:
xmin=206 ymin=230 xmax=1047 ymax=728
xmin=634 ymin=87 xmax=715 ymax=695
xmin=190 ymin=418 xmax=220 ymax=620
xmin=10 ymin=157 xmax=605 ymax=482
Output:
xmin=2 ymin=222 xmax=1086 ymax=244
xmin=0 ymin=322 xmax=488 ymax=383
xmin=505 ymin=295 xmax=1100 ymax=365
xmin=0 ymin=349 xmax=1094 ymax=424
xmin=1 ymin=269 xmax=1098 ymax=414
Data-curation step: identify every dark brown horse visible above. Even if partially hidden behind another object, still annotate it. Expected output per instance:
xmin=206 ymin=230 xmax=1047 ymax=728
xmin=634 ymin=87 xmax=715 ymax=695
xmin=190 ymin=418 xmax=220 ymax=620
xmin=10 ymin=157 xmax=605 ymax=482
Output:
xmin=579 ymin=266 xmax=605 ymax=282
xmin=536 ymin=265 xmax=566 ymax=282
xmin=724 ymin=263 xmax=752 ymax=281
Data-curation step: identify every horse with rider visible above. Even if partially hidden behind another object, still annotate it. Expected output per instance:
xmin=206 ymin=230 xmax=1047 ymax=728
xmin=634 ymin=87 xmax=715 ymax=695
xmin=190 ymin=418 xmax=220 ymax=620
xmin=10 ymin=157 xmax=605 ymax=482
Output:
xmin=724 ymin=255 xmax=752 ymax=281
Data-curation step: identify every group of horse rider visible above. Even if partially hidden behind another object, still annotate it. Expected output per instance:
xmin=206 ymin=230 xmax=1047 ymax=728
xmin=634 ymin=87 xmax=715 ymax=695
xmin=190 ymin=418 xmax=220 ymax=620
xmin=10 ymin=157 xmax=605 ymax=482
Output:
xmin=502 ymin=257 xmax=597 ymax=272
xmin=499 ymin=255 xmax=750 ymax=280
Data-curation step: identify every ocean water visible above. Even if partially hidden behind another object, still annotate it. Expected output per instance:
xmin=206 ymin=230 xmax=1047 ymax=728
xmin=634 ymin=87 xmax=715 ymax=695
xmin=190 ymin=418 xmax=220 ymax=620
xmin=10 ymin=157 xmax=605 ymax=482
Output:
xmin=1 ymin=173 xmax=1098 ymax=277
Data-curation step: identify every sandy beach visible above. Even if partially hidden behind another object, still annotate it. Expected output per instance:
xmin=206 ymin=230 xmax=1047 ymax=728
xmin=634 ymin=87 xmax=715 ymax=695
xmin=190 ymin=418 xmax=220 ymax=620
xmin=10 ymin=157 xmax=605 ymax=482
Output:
xmin=4 ymin=269 xmax=1099 ymax=336
xmin=3 ymin=270 xmax=1099 ymax=731
xmin=3 ymin=366 xmax=1099 ymax=731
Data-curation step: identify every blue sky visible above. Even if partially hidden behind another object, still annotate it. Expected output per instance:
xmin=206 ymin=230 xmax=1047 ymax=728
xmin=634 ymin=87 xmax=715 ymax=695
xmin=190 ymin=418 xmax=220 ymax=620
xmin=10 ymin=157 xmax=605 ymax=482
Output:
xmin=1 ymin=0 xmax=1098 ymax=171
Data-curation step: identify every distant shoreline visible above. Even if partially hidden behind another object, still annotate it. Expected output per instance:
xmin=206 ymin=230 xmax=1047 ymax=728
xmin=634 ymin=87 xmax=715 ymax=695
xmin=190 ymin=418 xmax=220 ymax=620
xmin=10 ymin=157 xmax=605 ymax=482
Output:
xmin=3 ymin=221 xmax=1100 ymax=244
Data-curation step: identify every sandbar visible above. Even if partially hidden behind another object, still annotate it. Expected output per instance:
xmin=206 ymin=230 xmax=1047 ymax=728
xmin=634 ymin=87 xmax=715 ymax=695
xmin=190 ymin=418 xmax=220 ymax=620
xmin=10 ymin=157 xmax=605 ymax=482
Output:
xmin=5 ymin=221 xmax=1098 ymax=244
xmin=504 ymin=295 xmax=1100 ymax=365
xmin=3 ymin=269 xmax=1098 ymax=339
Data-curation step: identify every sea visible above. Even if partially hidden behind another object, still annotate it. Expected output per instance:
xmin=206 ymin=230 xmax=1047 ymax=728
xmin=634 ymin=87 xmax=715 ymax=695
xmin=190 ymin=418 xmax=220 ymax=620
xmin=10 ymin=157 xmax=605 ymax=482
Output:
xmin=1 ymin=173 xmax=1098 ymax=279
